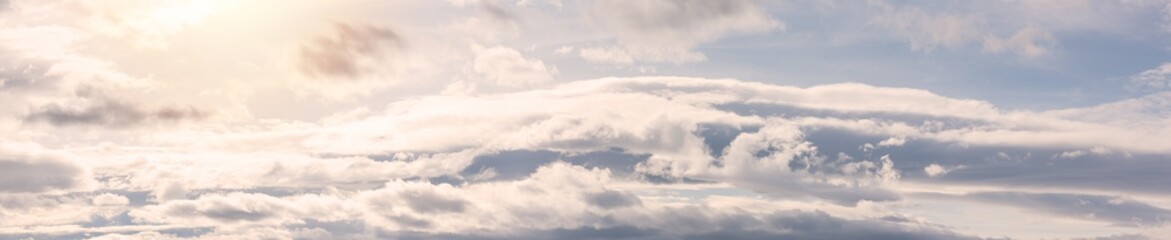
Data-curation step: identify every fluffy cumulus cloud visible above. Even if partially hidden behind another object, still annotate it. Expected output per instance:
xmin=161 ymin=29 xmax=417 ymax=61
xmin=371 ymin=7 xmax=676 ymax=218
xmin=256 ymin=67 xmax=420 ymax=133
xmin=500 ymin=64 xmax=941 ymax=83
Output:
xmin=465 ymin=45 xmax=554 ymax=89
xmin=2 ymin=1 xmax=1171 ymax=240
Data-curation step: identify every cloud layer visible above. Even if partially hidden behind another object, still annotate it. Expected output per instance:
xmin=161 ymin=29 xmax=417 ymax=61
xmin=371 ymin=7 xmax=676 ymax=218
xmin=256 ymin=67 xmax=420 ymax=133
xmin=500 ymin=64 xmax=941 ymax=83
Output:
xmin=2 ymin=0 xmax=1171 ymax=239
xmin=4 ymin=76 xmax=1171 ymax=239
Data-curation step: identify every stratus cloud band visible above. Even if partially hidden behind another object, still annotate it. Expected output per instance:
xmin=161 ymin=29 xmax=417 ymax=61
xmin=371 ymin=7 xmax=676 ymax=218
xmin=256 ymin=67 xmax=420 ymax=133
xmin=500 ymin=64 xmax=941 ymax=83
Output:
xmin=2 ymin=76 xmax=1168 ymax=239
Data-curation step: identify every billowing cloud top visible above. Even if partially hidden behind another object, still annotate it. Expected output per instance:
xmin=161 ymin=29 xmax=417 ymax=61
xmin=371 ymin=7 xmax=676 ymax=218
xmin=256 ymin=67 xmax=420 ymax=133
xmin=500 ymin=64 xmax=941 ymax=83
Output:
xmin=2 ymin=0 xmax=1171 ymax=239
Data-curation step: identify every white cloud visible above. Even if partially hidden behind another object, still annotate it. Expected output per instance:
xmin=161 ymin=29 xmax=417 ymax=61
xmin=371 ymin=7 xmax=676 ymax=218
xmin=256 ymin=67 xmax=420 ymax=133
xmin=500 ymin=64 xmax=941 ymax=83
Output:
xmin=878 ymin=136 xmax=907 ymax=147
xmin=982 ymin=27 xmax=1055 ymax=58
xmin=1 ymin=76 xmax=1169 ymax=239
xmin=872 ymin=4 xmax=1059 ymax=58
xmin=923 ymin=164 xmax=950 ymax=177
xmin=865 ymin=0 xmax=1152 ymax=58
xmin=92 ymin=193 xmax=130 ymax=207
xmin=70 ymin=77 xmax=1167 ymax=202
xmin=1057 ymin=150 xmax=1088 ymax=159
xmin=2 ymin=0 xmax=217 ymax=49
xmin=1128 ymin=63 xmax=1171 ymax=91
xmin=1044 ymin=91 xmax=1171 ymax=132
xmin=578 ymin=47 xmax=635 ymax=65
xmin=871 ymin=6 xmax=984 ymax=52
xmin=553 ymin=46 xmax=574 ymax=54
xmin=75 ymin=162 xmax=972 ymax=239
xmin=3 ymin=1 xmax=1171 ymax=239
xmin=471 ymin=45 xmax=554 ymax=88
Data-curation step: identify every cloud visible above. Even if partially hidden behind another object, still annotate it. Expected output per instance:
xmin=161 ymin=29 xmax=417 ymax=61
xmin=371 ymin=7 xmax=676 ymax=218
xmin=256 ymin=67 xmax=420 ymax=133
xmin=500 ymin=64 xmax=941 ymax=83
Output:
xmin=1044 ymin=91 xmax=1171 ymax=132
xmin=5 ymin=1 xmax=1171 ymax=239
xmin=870 ymin=3 xmax=1055 ymax=58
xmin=470 ymin=45 xmax=554 ymax=88
xmin=448 ymin=1 xmax=523 ymax=43
xmin=584 ymin=190 xmax=641 ymax=209
xmin=1077 ymin=234 xmax=1153 ymax=240
xmin=981 ymin=27 xmax=1055 ymax=58
xmin=111 ymin=76 xmax=1171 ymax=200
xmin=0 ymin=0 xmax=216 ymax=49
xmin=0 ymin=157 xmax=83 ymax=193
xmin=368 ymin=181 xmax=469 ymax=214
xmin=132 ymin=192 xmax=296 ymax=225
xmin=577 ymin=47 xmax=634 ymax=65
xmin=964 ymin=192 xmax=1171 ymax=227
xmin=0 ymin=144 xmax=86 ymax=193
xmin=57 ymin=162 xmax=975 ymax=239
xmin=863 ymin=0 xmax=1153 ymax=58
xmin=298 ymin=23 xmax=404 ymax=79
xmin=923 ymin=164 xmax=949 ymax=177
xmin=5 ymin=77 xmax=1171 ymax=239
xmin=870 ymin=5 xmax=984 ymax=52
xmin=92 ymin=193 xmax=130 ymax=207
xmin=370 ymin=210 xmax=980 ymax=240
xmin=24 ymin=99 xmax=205 ymax=128
xmin=0 ymin=51 xmax=57 ymax=92
xmin=1128 ymin=63 xmax=1171 ymax=92
xmin=586 ymin=0 xmax=780 ymax=63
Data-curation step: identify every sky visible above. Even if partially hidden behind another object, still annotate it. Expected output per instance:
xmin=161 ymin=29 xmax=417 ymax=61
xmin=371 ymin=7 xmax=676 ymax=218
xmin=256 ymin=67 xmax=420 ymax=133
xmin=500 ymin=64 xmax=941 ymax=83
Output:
xmin=1 ymin=0 xmax=1171 ymax=239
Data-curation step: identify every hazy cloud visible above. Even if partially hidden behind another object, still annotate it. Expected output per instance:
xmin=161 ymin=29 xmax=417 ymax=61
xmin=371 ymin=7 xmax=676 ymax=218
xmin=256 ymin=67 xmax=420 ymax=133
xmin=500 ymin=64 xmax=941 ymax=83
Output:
xmin=299 ymin=23 xmax=404 ymax=79
xmin=1129 ymin=63 xmax=1171 ymax=92
xmin=966 ymin=192 xmax=1171 ymax=227
xmin=0 ymin=155 xmax=84 ymax=193
xmin=586 ymin=0 xmax=780 ymax=63
xmin=24 ymin=100 xmax=206 ymax=127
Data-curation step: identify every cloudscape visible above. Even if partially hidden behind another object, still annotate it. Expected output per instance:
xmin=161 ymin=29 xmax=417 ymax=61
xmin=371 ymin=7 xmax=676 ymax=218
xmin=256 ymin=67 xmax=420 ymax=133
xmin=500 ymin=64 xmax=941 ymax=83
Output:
xmin=2 ymin=1 xmax=1171 ymax=239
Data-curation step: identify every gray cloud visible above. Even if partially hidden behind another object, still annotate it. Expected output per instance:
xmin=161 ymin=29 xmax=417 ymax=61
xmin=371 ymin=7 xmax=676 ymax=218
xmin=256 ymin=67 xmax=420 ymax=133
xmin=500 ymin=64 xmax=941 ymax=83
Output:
xmin=201 ymin=205 xmax=277 ymax=222
xmin=164 ymin=201 xmax=275 ymax=222
xmin=24 ymin=100 xmax=206 ymax=128
xmin=299 ymin=23 xmax=404 ymax=79
xmin=804 ymin=127 xmax=1171 ymax=196
xmin=585 ymin=0 xmax=777 ymax=63
xmin=0 ymin=228 xmax=213 ymax=240
xmin=603 ymin=0 xmax=757 ymax=33
xmin=150 ymin=193 xmax=290 ymax=224
xmin=401 ymin=188 xmax=468 ymax=214
xmin=0 ymin=155 xmax=85 ymax=193
xmin=965 ymin=192 xmax=1171 ymax=227
xmin=1071 ymin=234 xmax=1152 ymax=240
xmin=455 ymin=149 xmax=650 ymax=182
xmin=371 ymin=209 xmax=980 ymax=240
xmin=717 ymin=101 xmax=1171 ymax=197
xmin=0 ymin=57 xmax=56 ymax=91
xmin=478 ymin=2 xmax=515 ymax=22
xmin=750 ymin=210 xmax=978 ymax=240
xmin=584 ymin=190 xmax=641 ymax=209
